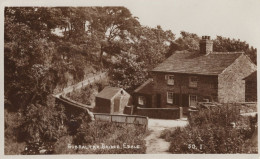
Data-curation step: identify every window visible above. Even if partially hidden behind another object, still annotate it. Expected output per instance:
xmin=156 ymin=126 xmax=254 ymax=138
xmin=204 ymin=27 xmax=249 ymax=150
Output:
xmin=189 ymin=95 xmax=197 ymax=106
xmin=167 ymin=92 xmax=174 ymax=104
xmin=167 ymin=75 xmax=174 ymax=85
xmin=138 ymin=96 xmax=146 ymax=105
xmin=189 ymin=76 xmax=198 ymax=88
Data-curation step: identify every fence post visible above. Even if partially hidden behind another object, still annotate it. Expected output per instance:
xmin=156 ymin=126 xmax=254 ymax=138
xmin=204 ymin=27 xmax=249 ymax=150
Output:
xmin=179 ymin=107 xmax=183 ymax=119
xmin=130 ymin=106 xmax=134 ymax=115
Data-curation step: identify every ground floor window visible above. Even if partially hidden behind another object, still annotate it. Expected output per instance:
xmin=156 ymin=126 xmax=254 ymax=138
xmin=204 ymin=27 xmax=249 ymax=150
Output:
xmin=189 ymin=95 xmax=197 ymax=106
xmin=138 ymin=96 xmax=146 ymax=105
xmin=167 ymin=92 xmax=174 ymax=104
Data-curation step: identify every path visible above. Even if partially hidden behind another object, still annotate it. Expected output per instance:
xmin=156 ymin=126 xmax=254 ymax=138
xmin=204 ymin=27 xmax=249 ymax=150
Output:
xmin=145 ymin=118 xmax=188 ymax=154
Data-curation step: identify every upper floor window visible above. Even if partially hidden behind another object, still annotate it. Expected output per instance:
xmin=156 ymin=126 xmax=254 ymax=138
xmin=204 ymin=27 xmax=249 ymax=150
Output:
xmin=189 ymin=76 xmax=198 ymax=88
xmin=138 ymin=96 xmax=146 ymax=105
xmin=167 ymin=75 xmax=174 ymax=85
xmin=167 ymin=92 xmax=174 ymax=104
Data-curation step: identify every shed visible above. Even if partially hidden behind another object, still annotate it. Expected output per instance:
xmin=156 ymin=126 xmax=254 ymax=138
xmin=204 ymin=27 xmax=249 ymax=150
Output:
xmin=95 ymin=86 xmax=131 ymax=114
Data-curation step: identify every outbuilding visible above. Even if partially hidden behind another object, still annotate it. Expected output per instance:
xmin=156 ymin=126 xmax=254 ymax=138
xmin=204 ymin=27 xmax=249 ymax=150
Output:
xmin=95 ymin=86 xmax=131 ymax=114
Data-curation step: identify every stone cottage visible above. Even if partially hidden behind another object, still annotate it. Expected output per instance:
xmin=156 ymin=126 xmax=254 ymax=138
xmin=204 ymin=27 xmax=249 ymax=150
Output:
xmin=95 ymin=86 xmax=131 ymax=114
xmin=133 ymin=36 xmax=257 ymax=110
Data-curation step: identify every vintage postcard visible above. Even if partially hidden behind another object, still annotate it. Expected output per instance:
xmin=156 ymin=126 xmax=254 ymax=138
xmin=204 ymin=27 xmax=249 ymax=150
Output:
xmin=1 ymin=0 xmax=259 ymax=159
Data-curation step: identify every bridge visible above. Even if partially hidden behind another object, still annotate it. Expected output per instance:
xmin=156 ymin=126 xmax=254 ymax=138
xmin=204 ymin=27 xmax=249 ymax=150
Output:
xmin=53 ymin=72 xmax=148 ymax=126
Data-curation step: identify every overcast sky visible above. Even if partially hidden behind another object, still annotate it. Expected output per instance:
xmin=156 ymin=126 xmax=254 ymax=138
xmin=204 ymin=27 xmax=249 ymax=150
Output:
xmin=124 ymin=0 xmax=260 ymax=50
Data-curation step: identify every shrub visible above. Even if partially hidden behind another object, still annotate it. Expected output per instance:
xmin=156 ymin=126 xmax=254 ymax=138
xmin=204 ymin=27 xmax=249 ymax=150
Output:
xmin=54 ymin=121 xmax=146 ymax=154
xmin=161 ymin=104 xmax=258 ymax=153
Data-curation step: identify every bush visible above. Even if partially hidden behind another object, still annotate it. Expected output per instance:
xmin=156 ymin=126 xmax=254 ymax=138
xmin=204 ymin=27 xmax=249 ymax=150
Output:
xmin=54 ymin=121 xmax=146 ymax=154
xmin=4 ymin=109 xmax=26 ymax=155
xmin=161 ymin=104 xmax=258 ymax=153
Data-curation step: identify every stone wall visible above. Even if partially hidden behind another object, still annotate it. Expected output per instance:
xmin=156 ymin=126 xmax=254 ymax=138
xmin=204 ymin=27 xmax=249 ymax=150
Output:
xmin=136 ymin=107 xmax=182 ymax=119
xmin=123 ymin=106 xmax=133 ymax=115
xmin=151 ymin=72 xmax=218 ymax=107
xmin=218 ymin=54 xmax=257 ymax=103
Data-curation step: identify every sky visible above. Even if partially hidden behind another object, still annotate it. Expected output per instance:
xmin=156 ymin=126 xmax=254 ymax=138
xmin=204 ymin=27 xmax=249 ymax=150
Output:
xmin=124 ymin=0 xmax=260 ymax=50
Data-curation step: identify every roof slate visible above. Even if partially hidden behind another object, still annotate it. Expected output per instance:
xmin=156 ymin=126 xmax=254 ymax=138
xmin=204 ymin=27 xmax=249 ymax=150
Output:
xmin=96 ymin=86 xmax=122 ymax=100
xmin=152 ymin=51 xmax=243 ymax=75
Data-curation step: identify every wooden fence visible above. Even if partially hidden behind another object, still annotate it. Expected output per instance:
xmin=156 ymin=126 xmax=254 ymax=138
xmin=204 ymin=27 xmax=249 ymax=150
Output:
xmin=93 ymin=113 xmax=149 ymax=129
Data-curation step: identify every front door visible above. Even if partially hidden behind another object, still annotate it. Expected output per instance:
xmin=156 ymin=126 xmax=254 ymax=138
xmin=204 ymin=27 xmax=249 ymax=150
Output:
xmin=189 ymin=95 xmax=197 ymax=106
xmin=114 ymin=97 xmax=121 ymax=113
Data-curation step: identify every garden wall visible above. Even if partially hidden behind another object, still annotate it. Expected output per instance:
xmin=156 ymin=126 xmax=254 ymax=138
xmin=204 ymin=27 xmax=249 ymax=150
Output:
xmin=136 ymin=107 xmax=183 ymax=119
xmin=123 ymin=106 xmax=134 ymax=115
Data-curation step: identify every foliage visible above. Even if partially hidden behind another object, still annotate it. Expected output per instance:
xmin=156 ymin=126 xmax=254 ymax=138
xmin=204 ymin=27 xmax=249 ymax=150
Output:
xmin=213 ymin=36 xmax=257 ymax=64
xmin=20 ymin=96 xmax=67 ymax=143
xmin=109 ymin=52 xmax=148 ymax=93
xmin=87 ymin=7 xmax=141 ymax=66
xmin=4 ymin=109 xmax=26 ymax=155
xmin=131 ymin=26 xmax=175 ymax=69
xmin=168 ymin=32 xmax=257 ymax=65
xmin=161 ymin=105 xmax=258 ymax=153
xmin=54 ymin=121 xmax=147 ymax=154
xmin=4 ymin=6 xmax=258 ymax=155
xmin=175 ymin=31 xmax=200 ymax=51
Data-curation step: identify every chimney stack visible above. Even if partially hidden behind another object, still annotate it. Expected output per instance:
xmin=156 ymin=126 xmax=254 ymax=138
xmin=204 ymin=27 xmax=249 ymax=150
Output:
xmin=199 ymin=36 xmax=213 ymax=55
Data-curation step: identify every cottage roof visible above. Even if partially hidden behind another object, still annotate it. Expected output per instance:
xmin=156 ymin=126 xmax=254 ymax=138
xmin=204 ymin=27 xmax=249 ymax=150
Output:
xmin=134 ymin=79 xmax=153 ymax=94
xmin=96 ymin=86 xmax=123 ymax=100
xmin=152 ymin=51 xmax=243 ymax=75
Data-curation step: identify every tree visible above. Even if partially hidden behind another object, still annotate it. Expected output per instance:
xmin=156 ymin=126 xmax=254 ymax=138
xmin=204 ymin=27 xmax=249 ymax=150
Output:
xmin=109 ymin=52 xmax=148 ymax=93
xmin=213 ymin=36 xmax=257 ymax=64
xmin=175 ymin=31 xmax=200 ymax=51
xmin=165 ymin=41 xmax=181 ymax=58
xmin=130 ymin=26 xmax=175 ymax=69
xmin=4 ymin=7 xmax=68 ymax=151
xmin=88 ymin=7 xmax=140 ymax=66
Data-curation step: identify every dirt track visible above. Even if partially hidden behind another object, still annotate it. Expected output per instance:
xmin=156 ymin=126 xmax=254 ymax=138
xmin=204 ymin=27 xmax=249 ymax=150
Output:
xmin=145 ymin=118 xmax=188 ymax=154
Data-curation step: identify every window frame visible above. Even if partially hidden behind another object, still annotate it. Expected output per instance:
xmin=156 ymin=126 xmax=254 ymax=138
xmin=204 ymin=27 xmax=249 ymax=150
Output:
xmin=138 ymin=96 xmax=146 ymax=105
xmin=189 ymin=94 xmax=198 ymax=106
xmin=167 ymin=75 xmax=175 ymax=85
xmin=189 ymin=76 xmax=198 ymax=88
xmin=167 ymin=92 xmax=174 ymax=104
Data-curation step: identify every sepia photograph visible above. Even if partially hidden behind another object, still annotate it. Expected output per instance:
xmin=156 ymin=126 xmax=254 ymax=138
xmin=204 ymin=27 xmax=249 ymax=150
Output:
xmin=1 ymin=0 xmax=259 ymax=158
